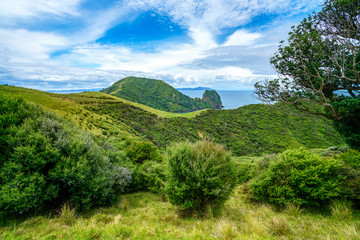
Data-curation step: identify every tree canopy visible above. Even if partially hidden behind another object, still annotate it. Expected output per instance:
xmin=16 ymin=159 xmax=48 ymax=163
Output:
xmin=255 ymin=0 xmax=360 ymax=149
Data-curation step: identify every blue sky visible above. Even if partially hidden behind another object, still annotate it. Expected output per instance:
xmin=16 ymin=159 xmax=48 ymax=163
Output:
xmin=0 ymin=0 xmax=323 ymax=90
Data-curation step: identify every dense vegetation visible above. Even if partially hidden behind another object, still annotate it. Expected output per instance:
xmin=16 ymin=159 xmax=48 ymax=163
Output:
xmin=248 ymin=148 xmax=359 ymax=207
xmin=92 ymin=100 xmax=343 ymax=156
xmin=0 ymin=96 xmax=131 ymax=216
xmin=101 ymin=76 xmax=223 ymax=112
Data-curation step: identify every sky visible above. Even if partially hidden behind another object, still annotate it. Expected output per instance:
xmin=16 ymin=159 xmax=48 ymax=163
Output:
xmin=0 ymin=0 xmax=323 ymax=90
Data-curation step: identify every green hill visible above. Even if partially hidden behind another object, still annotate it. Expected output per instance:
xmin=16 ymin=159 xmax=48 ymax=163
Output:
xmin=100 ymin=76 xmax=223 ymax=112
xmin=0 ymin=85 xmax=344 ymax=156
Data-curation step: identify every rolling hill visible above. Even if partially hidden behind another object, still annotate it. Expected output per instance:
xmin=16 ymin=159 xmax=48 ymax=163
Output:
xmin=100 ymin=76 xmax=223 ymax=112
xmin=0 ymin=85 xmax=344 ymax=156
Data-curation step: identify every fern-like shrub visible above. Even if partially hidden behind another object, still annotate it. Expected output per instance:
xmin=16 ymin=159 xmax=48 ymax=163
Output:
xmin=165 ymin=140 xmax=237 ymax=214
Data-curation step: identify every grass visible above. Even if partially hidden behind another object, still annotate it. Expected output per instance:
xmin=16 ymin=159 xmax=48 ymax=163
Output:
xmin=1 ymin=187 xmax=359 ymax=240
xmin=0 ymin=85 xmax=206 ymax=119
xmin=58 ymin=203 xmax=77 ymax=226
xmin=0 ymin=85 xmax=206 ymax=149
xmin=330 ymin=200 xmax=353 ymax=220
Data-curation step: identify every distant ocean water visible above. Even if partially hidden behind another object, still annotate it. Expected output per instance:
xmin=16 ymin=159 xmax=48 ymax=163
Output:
xmin=179 ymin=90 xmax=261 ymax=109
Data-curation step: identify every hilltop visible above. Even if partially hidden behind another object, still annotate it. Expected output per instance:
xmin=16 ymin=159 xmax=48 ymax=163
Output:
xmin=100 ymin=76 xmax=223 ymax=112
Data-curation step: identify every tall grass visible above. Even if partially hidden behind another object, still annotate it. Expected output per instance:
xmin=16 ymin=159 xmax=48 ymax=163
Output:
xmin=1 ymin=189 xmax=359 ymax=240
xmin=330 ymin=200 xmax=353 ymax=220
xmin=59 ymin=203 xmax=77 ymax=226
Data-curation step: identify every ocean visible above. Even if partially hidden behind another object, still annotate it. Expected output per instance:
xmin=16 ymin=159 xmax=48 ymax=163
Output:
xmin=178 ymin=90 xmax=261 ymax=109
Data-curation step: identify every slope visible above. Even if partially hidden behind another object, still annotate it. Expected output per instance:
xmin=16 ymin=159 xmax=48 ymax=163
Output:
xmin=101 ymin=76 xmax=222 ymax=112
xmin=1 ymin=85 xmax=344 ymax=156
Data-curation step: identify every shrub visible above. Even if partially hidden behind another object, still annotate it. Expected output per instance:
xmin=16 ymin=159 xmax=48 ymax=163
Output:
xmin=165 ymin=140 xmax=237 ymax=214
xmin=125 ymin=161 xmax=167 ymax=193
xmin=336 ymin=149 xmax=360 ymax=171
xmin=125 ymin=141 xmax=164 ymax=164
xmin=140 ymin=161 xmax=167 ymax=194
xmin=334 ymin=149 xmax=360 ymax=208
xmin=112 ymin=166 xmax=132 ymax=193
xmin=0 ymin=96 xmax=131 ymax=215
xmin=234 ymin=161 xmax=253 ymax=184
xmin=249 ymin=149 xmax=351 ymax=206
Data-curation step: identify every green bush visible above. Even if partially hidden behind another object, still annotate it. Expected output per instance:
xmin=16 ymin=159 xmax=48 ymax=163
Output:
xmin=0 ymin=96 xmax=131 ymax=216
xmin=336 ymin=149 xmax=360 ymax=171
xmin=334 ymin=149 xmax=360 ymax=208
xmin=165 ymin=140 xmax=238 ymax=214
xmin=125 ymin=140 xmax=164 ymax=164
xmin=140 ymin=161 xmax=167 ymax=194
xmin=249 ymin=149 xmax=351 ymax=206
xmin=234 ymin=161 xmax=254 ymax=184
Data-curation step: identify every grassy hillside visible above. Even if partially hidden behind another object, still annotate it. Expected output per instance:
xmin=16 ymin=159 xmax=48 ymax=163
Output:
xmin=89 ymin=98 xmax=343 ymax=155
xmin=100 ymin=76 xmax=221 ymax=112
xmin=1 ymin=190 xmax=359 ymax=240
xmin=0 ymin=85 xmax=344 ymax=156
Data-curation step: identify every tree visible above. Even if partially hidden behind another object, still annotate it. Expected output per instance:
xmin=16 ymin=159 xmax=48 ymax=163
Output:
xmin=255 ymin=0 xmax=360 ymax=149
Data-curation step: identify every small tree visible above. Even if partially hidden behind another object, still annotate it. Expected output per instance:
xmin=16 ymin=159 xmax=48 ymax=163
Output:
xmin=165 ymin=140 xmax=237 ymax=215
xmin=255 ymin=0 xmax=360 ymax=149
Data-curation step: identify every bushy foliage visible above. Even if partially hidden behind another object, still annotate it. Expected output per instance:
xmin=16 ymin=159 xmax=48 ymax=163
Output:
xmin=123 ymin=140 xmax=166 ymax=193
xmin=234 ymin=161 xmax=254 ymax=184
xmin=139 ymin=161 xmax=167 ymax=194
xmin=0 ymin=96 xmax=131 ymax=216
xmin=335 ymin=149 xmax=360 ymax=207
xmin=332 ymin=98 xmax=360 ymax=150
xmin=124 ymin=140 xmax=166 ymax=193
xmin=336 ymin=149 xmax=360 ymax=171
xmin=125 ymin=140 xmax=164 ymax=164
xmin=235 ymin=154 xmax=275 ymax=184
xmin=249 ymin=149 xmax=352 ymax=206
xmin=165 ymin=140 xmax=238 ymax=214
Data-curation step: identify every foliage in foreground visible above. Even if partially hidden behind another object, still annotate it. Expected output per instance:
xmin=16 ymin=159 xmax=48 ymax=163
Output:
xmin=0 ymin=96 xmax=131 ymax=216
xmin=1 ymin=191 xmax=359 ymax=240
xmin=248 ymin=149 xmax=358 ymax=207
xmin=166 ymin=140 xmax=238 ymax=214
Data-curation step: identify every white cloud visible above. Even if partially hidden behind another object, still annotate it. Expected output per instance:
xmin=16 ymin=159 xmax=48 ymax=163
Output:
xmin=0 ymin=0 xmax=82 ymax=19
xmin=0 ymin=29 xmax=68 ymax=61
xmin=223 ymin=30 xmax=262 ymax=46
xmin=125 ymin=0 xmax=323 ymax=33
